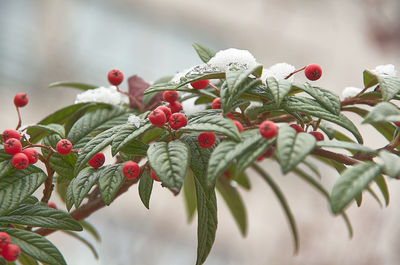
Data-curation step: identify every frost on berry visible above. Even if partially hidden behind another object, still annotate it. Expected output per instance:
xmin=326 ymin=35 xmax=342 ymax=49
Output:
xmin=259 ymin=120 xmax=278 ymax=139
xmin=123 ymin=161 xmax=140 ymax=179
xmin=12 ymin=153 xmax=29 ymax=170
xmin=2 ymin=129 xmax=21 ymax=142
xmin=305 ymin=64 xmax=322 ymax=81
xmin=56 ymin=139 xmax=73 ymax=155
xmin=190 ymin=80 xmax=210 ymax=90
xmin=198 ymin=132 xmax=216 ymax=148
xmin=88 ymin=152 xmax=105 ymax=168
xmin=150 ymin=169 xmax=160 ymax=182
xmin=107 ymin=69 xmax=124 ymax=86
xmin=14 ymin=92 xmax=29 ymax=107
xmin=169 ymin=113 xmax=187 ymax=130
xmin=149 ymin=109 xmax=167 ymax=126
xmin=4 ymin=138 xmax=22 ymax=155
xmin=163 ymin=90 xmax=179 ymax=103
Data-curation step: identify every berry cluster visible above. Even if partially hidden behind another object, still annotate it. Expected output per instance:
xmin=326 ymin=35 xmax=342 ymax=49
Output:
xmin=290 ymin=123 xmax=325 ymax=141
xmin=0 ymin=232 xmax=20 ymax=262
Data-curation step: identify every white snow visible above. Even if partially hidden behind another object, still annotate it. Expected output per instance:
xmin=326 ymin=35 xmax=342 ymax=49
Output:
xmin=208 ymin=48 xmax=258 ymax=71
xmin=342 ymin=87 xmax=363 ymax=98
xmin=372 ymin=64 xmax=397 ymax=77
xmin=127 ymin=114 xmax=142 ymax=128
xmin=74 ymin=86 xmax=129 ymax=105
xmin=262 ymin=63 xmax=296 ymax=82
xmin=182 ymin=95 xmax=206 ymax=115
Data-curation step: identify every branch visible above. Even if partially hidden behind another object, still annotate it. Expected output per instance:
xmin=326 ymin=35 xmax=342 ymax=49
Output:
xmin=312 ymin=148 xmax=360 ymax=165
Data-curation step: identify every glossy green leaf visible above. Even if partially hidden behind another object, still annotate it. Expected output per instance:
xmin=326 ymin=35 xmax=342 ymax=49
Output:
xmin=192 ymin=43 xmax=216 ymax=63
xmin=147 ymin=140 xmax=189 ymax=194
xmin=62 ymin=231 xmax=99 ymax=259
xmin=0 ymin=160 xmax=13 ymax=178
xmin=299 ymin=83 xmax=341 ymax=115
xmin=375 ymin=175 xmax=389 ymax=206
xmin=65 ymin=183 xmax=74 ymax=211
xmin=69 ymin=167 xmax=99 ymax=207
xmin=276 ymin=125 xmax=316 ymax=174
xmin=0 ymin=204 xmax=82 ymax=231
xmin=233 ymin=171 xmax=251 ymax=190
xmin=138 ymin=170 xmax=153 ymax=209
xmin=363 ymin=70 xmax=379 ymax=88
xmin=183 ymin=169 xmax=197 ymax=223
xmin=79 ymin=220 xmax=101 ymax=242
xmin=316 ymin=140 xmax=378 ymax=154
xmin=252 ymin=164 xmax=299 ymax=253
xmin=26 ymin=124 xmax=65 ymax=143
xmin=362 ymin=102 xmax=400 ymax=124
xmin=181 ymin=115 xmax=241 ymax=141
xmin=111 ymin=122 xmax=152 ymax=156
xmin=0 ymin=227 xmax=66 ymax=265
xmin=48 ymin=81 xmax=97 ymax=91
xmin=98 ymin=164 xmax=125 ymax=205
xmin=379 ymin=150 xmax=400 ymax=178
xmin=0 ymin=166 xmax=47 ymax=215
xmin=37 ymin=103 xmax=94 ymax=125
xmin=330 ymin=162 xmax=383 ymax=213
xmin=18 ymin=252 xmax=39 ymax=265
xmin=207 ymin=130 xmax=264 ymax=185
xmin=266 ymin=77 xmax=292 ymax=107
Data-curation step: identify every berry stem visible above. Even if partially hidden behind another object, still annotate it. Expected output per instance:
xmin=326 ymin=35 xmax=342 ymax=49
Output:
xmin=15 ymin=106 xmax=22 ymax=130
xmin=285 ymin=66 xmax=306 ymax=80
xmin=314 ymin=118 xmax=322 ymax=131
xmin=208 ymin=83 xmax=220 ymax=92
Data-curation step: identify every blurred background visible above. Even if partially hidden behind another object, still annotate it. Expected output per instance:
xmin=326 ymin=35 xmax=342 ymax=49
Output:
xmin=1 ymin=0 xmax=400 ymax=264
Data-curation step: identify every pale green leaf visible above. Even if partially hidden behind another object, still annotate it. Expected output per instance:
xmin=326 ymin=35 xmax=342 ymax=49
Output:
xmin=362 ymin=102 xmax=400 ymax=124
xmin=48 ymin=81 xmax=97 ymax=91
xmin=192 ymin=43 xmax=216 ymax=63
xmin=138 ymin=170 xmax=153 ymax=209
xmin=298 ymin=83 xmax=341 ymax=115
xmin=316 ymin=140 xmax=378 ymax=154
xmin=98 ymin=164 xmax=125 ymax=205
xmin=266 ymin=77 xmax=291 ymax=107
xmin=183 ymin=169 xmax=197 ymax=223
xmin=111 ymin=122 xmax=153 ymax=156
xmin=70 ymin=167 xmax=99 ymax=207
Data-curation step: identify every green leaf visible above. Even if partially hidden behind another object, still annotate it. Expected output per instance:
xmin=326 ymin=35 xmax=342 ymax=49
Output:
xmin=183 ymin=169 xmax=197 ymax=222
xmin=216 ymin=177 xmax=247 ymax=236
xmin=18 ymin=252 xmax=39 ymax=265
xmin=363 ymin=70 xmax=379 ymax=88
xmin=65 ymin=183 xmax=74 ymax=211
xmin=192 ymin=43 xmax=216 ymax=63
xmin=233 ymin=171 xmax=251 ymax=190
xmin=276 ymin=125 xmax=316 ymax=174
xmin=26 ymin=124 xmax=65 ymax=143
xmin=266 ymin=77 xmax=292 ymax=107
xmin=0 ymin=166 xmax=47 ymax=215
xmin=111 ymin=122 xmax=152 ymax=156
xmin=98 ymin=165 xmax=125 ymax=205
xmin=67 ymin=106 xmax=127 ymax=145
xmin=316 ymin=140 xmax=378 ymax=154
xmin=252 ymin=164 xmax=299 ymax=253
xmin=0 ymin=161 xmax=13 ymax=178
xmin=74 ymin=126 xmax=120 ymax=174
xmin=138 ymin=170 xmax=153 ymax=209
xmin=282 ymin=97 xmax=363 ymax=143
xmin=379 ymin=150 xmax=400 ymax=178
xmin=147 ymin=140 xmax=189 ymax=194
xmin=180 ymin=135 xmax=217 ymax=265
xmin=297 ymin=83 xmax=341 ymax=115
xmin=119 ymin=140 xmax=149 ymax=157
xmin=0 ymin=227 xmax=66 ymax=265
xmin=0 ymin=204 xmax=82 ymax=231
xmin=379 ymin=75 xmax=400 ymax=101
xmin=330 ymin=162 xmax=383 ymax=213
xmin=37 ymin=103 xmax=94 ymax=125
xmin=143 ymin=82 xmax=193 ymax=95
xmin=79 ymin=220 xmax=101 ymax=242
xmin=375 ymin=175 xmax=389 ymax=206
xmin=70 ymin=167 xmax=99 ymax=207
xmin=182 ymin=115 xmax=241 ymax=141
xmin=48 ymin=81 xmax=98 ymax=91
xmin=62 ymin=231 xmax=99 ymax=259
xmin=176 ymin=72 xmax=225 ymax=88
xmin=206 ymin=130 xmax=265 ymax=185
xmin=362 ymin=102 xmax=400 ymax=124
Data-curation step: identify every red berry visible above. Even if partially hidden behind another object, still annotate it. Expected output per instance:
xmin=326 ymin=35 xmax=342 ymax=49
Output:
xmin=12 ymin=153 xmax=29 ymax=170
xmin=149 ymin=109 xmax=167 ymax=126
xmin=256 ymin=155 xmax=264 ymax=162
xmin=169 ymin=113 xmax=187 ymax=130
xmin=233 ymin=120 xmax=243 ymax=132
xmin=150 ymin=169 xmax=160 ymax=182
xmin=56 ymin=139 xmax=73 ymax=155
xmin=263 ymin=146 xmax=275 ymax=158
xmin=190 ymin=79 xmax=209 ymax=90
xmin=122 ymin=161 xmax=140 ymax=179
xmin=211 ymin=98 xmax=221 ymax=109
xmin=163 ymin=91 xmax=179 ymax=103
xmin=305 ymin=64 xmax=322 ymax=81
xmin=2 ymin=129 xmax=21 ymax=142
xmin=220 ymin=113 xmax=234 ymax=119
xmin=168 ymin=101 xmax=183 ymax=113
xmin=2 ymin=244 xmax=20 ymax=262
xmin=107 ymin=69 xmax=124 ymax=86
xmin=395 ymin=122 xmax=400 ymax=127
xmin=309 ymin=131 xmax=324 ymax=141
xmin=0 ymin=232 xmax=10 ymax=249
xmin=155 ymin=106 xmax=172 ymax=120
xmin=223 ymin=171 xmax=232 ymax=179
xmin=289 ymin=124 xmax=304 ymax=133
xmin=4 ymin=139 xmax=22 ymax=155
xmin=88 ymin=152 xmax=105 ymax=168
xmin=198 ymin=132 xmax=216 ymax=148
xmin=14 ymin=93 xmax=29 ymax=107
xmin=259 ymin=121 xmax=278 ymax=139
xmin=22 ymin=148 xmax=38 ymax=164
xmin=48 ymin=202 xmax=57 ymax=209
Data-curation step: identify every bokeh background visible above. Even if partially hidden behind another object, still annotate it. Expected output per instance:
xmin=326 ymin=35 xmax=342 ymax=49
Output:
xmin=1 ymin=0 xmax=400 ymax=264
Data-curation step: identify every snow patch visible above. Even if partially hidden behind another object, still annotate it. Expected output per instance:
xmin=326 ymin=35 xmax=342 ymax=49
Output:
xmin=74 ymin=86 xmax=129 ymax=105
xmin=262 ymin=63 xmax=296 ymax=82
